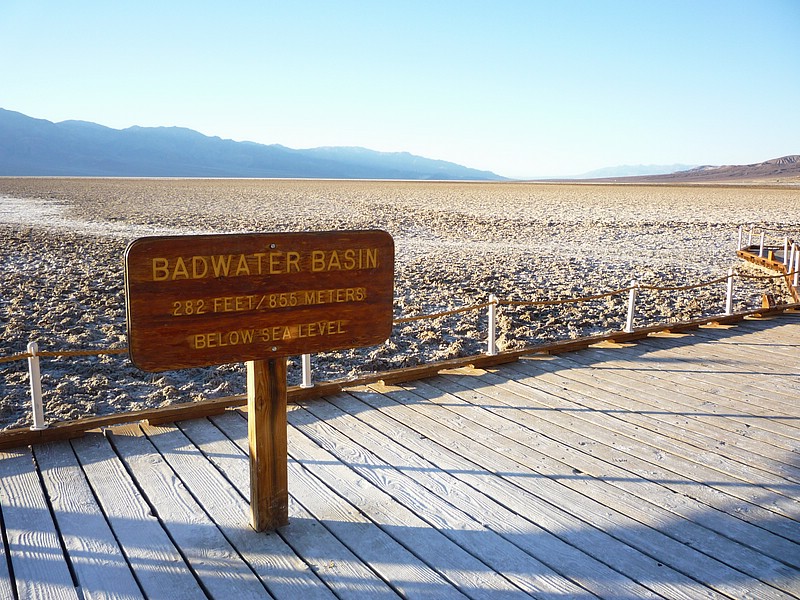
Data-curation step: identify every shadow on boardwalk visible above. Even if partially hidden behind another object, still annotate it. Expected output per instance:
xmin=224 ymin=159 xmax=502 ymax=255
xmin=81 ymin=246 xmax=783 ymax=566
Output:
xmin=1 ymin=313 xmax=798 ymax=598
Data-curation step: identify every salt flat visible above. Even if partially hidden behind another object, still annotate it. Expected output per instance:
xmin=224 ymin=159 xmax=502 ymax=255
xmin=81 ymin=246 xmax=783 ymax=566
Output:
xmin=1 ymin=179 xmax=798 ymax=428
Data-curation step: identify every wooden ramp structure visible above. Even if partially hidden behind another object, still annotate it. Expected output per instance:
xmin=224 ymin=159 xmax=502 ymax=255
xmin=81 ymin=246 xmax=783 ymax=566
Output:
xmin=1 ymin=312 xmax=798 ymax=599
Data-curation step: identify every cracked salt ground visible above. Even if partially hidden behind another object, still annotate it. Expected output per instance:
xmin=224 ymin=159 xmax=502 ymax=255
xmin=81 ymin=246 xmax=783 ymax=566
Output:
xmin=0 ymin=179 xmax=797 ymax=429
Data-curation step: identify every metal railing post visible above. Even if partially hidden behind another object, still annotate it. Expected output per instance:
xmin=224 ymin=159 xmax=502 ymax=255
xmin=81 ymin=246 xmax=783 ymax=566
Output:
xmin=624 ymin=282 xmax=637 ymax=334
xmin=784 ymin=237 xmax=789 ymax=265
xmin=27 ymin=341 xmax=47 ymax=431
xmin=759 ymin=231 xmax=765 ymax=257
xmin=487 ymin=294 xmax=498 ymax=356
xmin=747 ymin=227 xmax=753 ymax=247
xmin=300 ymin=353 xmax=313 ymax=388
xmin=737 ymin=225 xmax=743 ymax=250
xmin=725 ymin=267 xmax=734 ymax=315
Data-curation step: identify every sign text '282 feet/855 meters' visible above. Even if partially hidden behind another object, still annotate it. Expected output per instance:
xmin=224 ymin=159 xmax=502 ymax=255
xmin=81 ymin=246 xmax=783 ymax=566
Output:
xmin=124 ymin=230 xmax=394 ymax=372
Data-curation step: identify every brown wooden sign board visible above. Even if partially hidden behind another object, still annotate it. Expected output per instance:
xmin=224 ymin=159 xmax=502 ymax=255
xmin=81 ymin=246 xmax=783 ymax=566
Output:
xmin=124 ymin=230 xmax=394 ymax=372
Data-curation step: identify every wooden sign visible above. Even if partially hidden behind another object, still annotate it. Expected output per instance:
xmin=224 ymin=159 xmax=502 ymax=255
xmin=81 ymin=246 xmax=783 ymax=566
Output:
xmin=124 ymin=230 xmax=394 ymax=372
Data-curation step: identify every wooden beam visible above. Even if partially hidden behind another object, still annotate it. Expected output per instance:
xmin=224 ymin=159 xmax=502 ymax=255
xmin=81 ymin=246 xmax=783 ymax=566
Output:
xmin=247 ymin=357 xmax=289 ymax=531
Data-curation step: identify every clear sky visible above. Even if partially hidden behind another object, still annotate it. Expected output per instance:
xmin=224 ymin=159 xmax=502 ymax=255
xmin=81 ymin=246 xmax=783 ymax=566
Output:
xmin=1 ymin=1 xmax=798 ymax=178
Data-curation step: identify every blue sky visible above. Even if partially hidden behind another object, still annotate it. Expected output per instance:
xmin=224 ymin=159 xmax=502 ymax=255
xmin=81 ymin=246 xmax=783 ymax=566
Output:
xmin=2 ymin=1 xmax=798 ymax=178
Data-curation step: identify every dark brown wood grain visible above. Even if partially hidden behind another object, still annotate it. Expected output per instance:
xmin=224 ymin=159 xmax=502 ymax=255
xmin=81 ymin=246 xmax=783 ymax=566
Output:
xmin=247 ymin=357 xmax=288 ymax=531
xmin=125 ymin=230 xmax=394 ymax=371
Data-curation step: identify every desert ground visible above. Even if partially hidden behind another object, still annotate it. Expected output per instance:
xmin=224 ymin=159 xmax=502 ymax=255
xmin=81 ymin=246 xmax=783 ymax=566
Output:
xmin=1 ymin=178 xmax=797 ymax=429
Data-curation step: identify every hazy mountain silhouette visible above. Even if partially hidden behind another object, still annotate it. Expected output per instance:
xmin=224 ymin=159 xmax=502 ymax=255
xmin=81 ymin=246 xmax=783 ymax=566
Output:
xmin=567 ymin=156 xmax=800 ymax=183
xmin=0 ymin=108 xmax=505 ymax=180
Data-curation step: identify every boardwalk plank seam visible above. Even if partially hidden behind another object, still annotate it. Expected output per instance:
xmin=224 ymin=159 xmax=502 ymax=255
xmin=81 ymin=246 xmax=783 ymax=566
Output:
xmin=378 ymin=378 xmax=793 ymax=600
xmin=0 ymin=315 xmax=798 ymax=599
xmin=522 ymin=351 xmax=800 ymax=484
xmin=502 ymin=359 xmax=800 ymax=547
xmin=423 ymin=371 xmax=800 ymax=594
xmin=346 ymin=387 xmax=685 ymax=599
xmin=289 ymin=402 xmax=589 ymax=598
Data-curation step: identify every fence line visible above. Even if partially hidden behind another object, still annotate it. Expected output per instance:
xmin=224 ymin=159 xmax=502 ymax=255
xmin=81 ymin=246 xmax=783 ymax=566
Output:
xmin=1 ymin=266 xmax=797 ymax=369
xmin=3 ymin=228 xmax=799 ymax=431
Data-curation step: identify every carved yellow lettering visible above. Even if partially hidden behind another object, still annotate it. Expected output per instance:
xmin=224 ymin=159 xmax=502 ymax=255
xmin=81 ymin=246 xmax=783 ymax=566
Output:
xmin=287 ymin=251 xmax=301 ymax=272
xmin=327 ymin=250 xmax=341 ymax=271
xmin=234 ymin=254 xmax=251 ymax=276
xmin=343 ymin=249 xmax=356 ymax=270
xmin=152 ymin=258 xmax=169 ymax=281
xmin=210 ymin=255 xmax=232 ymax=277
xmin=192 ymin=256 xmax=208 ymax=278
xmin=252 ymin=252 xmax=266 ymax=273
xmin=268 ymin=252 xmax=282 ymax=274
xmin=311 ymin=250 xmax=325 ymax=272
xmin=364 ymin=248 xmax=378 ymax=268
xmin=172 ymin=257 xmax=189 ymax=280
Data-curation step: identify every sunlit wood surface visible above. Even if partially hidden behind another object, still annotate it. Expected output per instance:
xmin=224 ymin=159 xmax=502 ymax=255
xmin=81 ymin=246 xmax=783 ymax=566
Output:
xmin=1 ymin=313 xmax=798 ymax=599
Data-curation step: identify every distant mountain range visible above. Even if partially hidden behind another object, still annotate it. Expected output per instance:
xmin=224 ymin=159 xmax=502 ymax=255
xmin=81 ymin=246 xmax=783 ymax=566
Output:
xmin=618 ymin=155 xmax=800 ymax=183
xmin=573 ymin=155 xmax=800 ymax=183
xmin=570 ymin=163 xmax=699 ymax=179
xmin=0 ymin=108 xmax=505 ymax=180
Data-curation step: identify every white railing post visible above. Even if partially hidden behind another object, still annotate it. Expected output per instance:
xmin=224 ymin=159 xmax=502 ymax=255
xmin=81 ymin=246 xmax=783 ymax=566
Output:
xmin=788 ymin=243 xmax=796 ymax=278
xmin=624 ymin=281 xmax=637 ymax=333
xmin=487 ymin=294 xmax=498 ymax=356
xmin=795 ymin=248 xmax=800 ymax=288
xmin=27 ymin=341 xmax=47 ymax=431
xmin=784 ymin=237 xmax=789 ymax=265
xmin=300 ymin=353 xmax=313 ymax=388
xmin=747 ymin=227 xmax=753 ymax=247
xmin=725 ymin=267 xmax=734 ymax=315
xmin=737 ymin=225 xmax=743 ymax=250
xmin=759 ymin=231 xmax=765 ymax=257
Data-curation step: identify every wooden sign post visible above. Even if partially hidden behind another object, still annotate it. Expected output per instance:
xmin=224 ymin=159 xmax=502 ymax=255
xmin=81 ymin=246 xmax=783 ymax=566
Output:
xmin=124 ymin=230 xmax=394 ymax=530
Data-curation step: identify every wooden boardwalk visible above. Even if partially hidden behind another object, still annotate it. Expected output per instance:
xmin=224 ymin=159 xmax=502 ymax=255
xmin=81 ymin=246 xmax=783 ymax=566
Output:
xmin=1 ymin=313 xmax=798 ymax=599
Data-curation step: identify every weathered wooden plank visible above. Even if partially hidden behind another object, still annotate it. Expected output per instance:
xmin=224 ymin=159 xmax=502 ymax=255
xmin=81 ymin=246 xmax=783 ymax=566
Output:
xmin=554 ymin=350 xmax=800 ymax=488
xmin=536 ymin=351 xmax=800 ymax=484
xmin=426 ymin=371 xmax=800 ymax=595
xmin=33 ymin=440 xmax=143 ymax=600
xmin=211 ymin=410 xmax=469 ymax=599
xmin=323 ymin=389 xmax=671 ymax=599
xmin=70 ymin=433 xmax=205 ymax=599
xmin=432 ymin=366 xmax=800 ymax=571
xmin=294 ymin=397 xmax=596 ymax=598
xmin=147 ymin=415 xmax=333 ymax=599
xmin=632 ymin=334 xmax=800 ymax=407
xmin=558 ymin=346 xmax=800 ymax=452
xmin=285 ymin=417 xmax=526 ymax=599
xmin=692 ymin=321 xmax=800 ymax=363
xmin=508 ymin=352 xmax=799 ymax=499
xmin=505 ymin=357 xmax=800 ymax=541
xmin=368 ymin=379 xmax=794 ymax=600
xmin=347 ymin=387 xmax=685 ymax=599
xmin=107 ymin=424 xmax=269 ymax=600
xmin=0 ymin=503 xmax=13 ymax=600
xmin=559 ymin=345 xmax=800 ymax=454
xmin=0 ymin=448 xmax=79 ymax=599
xmin=179 ymin=413 xmax=394 ymax=598
xmin=646 ymin=320 xmax=800 ymax=396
